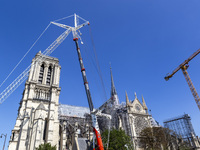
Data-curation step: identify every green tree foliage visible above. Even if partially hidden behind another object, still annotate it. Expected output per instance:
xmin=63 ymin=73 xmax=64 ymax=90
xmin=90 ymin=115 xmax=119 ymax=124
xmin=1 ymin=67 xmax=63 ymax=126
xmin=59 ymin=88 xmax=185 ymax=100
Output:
xmin=36 ymin=143 xmax=56 ymax=150
xmin=139 ymin=127 xmax=174 ymax=149
xmin=101 ymin=128 xmax=134 ymax=150
xmin=139 ymin=127 xmax=191 ymax=150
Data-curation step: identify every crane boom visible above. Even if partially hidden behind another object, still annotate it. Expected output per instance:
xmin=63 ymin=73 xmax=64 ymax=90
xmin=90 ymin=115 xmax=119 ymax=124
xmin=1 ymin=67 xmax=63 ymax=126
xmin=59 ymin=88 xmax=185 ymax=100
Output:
xmin=164 ymin=48 xmax=200 ymax=111
xmin=74 ymin=38 xmax=104 ymax=150
xmin=71 ymin=14 xmax=104 ymax=150
xmin=165 ymin=48 xmax=200 ymax=81
xmin=0 ymin=28 xmax=71 ymax=104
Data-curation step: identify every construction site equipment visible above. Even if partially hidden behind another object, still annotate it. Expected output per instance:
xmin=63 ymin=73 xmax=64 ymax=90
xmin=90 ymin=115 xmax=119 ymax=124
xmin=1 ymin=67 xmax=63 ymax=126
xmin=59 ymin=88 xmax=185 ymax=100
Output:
xmin=0 ymin=27 xmax=71 ymax=104
xmin=0 ymin=14 xmax=105 ymax=150
xmin=164 ymin=114 xmax=195 ymax=138
xmin=163 ymin=114 xmax=199 ymax=149
xmin=164 ymin=49 xmax=200 ymax=110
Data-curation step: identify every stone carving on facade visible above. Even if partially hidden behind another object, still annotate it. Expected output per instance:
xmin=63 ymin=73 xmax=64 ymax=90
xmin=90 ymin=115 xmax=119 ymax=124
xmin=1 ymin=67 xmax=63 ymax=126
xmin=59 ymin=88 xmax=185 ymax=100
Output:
xmin=134 ymin=116 xmax=149 ymax=136
xmin=8 ymin=52 xmax=61 ymax=150
xmin=34 ymin=88 xmax=51 ymax=101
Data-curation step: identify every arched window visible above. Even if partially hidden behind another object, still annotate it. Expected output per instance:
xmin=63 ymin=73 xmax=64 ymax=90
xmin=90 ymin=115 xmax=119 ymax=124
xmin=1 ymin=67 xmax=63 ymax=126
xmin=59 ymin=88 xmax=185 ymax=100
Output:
xmin=38 ymin=64 xmax=44 ymax=84
xmin=46 ymin=66 xmax=52 ymax=85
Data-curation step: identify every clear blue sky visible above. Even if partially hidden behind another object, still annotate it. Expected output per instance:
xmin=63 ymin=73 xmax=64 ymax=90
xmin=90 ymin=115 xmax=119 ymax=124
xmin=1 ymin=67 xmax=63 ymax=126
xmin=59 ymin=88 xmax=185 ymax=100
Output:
xmin=1 ymin=0 xmax=200 ymax=149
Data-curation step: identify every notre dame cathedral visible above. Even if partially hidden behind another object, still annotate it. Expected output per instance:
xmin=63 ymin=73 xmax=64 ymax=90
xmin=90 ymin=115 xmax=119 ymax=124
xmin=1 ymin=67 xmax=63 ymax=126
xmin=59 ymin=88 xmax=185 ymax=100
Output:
xmin=8 ymin=52 xmax=158 ymax=150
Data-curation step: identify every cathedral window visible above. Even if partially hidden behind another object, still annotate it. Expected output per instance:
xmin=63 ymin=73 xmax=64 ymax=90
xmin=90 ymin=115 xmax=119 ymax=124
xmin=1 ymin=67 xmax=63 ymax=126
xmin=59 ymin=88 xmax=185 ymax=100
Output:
xmin=38 ymin=64 xmax=44 ymax=84
xmin=46 ymin=66 xmax=52 ymax=85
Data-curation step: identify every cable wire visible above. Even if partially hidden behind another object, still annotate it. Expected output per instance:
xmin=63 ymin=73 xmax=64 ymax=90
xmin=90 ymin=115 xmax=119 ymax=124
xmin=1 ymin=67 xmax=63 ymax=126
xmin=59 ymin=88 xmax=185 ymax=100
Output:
xmin=77 ymin=15 xmax=88 ymax=22
xmin=81 ymin=32 xmax=108 ymax=105
xmin=53 ymin=15 xmax=74 ymax=22
xmin=88 ymin=25 xmax=108 ymax=101
xmin=0 ymin=23 xmax=51 ymax=88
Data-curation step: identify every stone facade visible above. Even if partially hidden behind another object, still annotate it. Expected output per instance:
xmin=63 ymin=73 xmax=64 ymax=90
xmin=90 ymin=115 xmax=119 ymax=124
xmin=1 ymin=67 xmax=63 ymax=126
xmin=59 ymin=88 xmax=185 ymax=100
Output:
xmin=8 ymin=52 xmax=61 ymax=150
xmin=8 ymin=52 xmax=158 ymax=150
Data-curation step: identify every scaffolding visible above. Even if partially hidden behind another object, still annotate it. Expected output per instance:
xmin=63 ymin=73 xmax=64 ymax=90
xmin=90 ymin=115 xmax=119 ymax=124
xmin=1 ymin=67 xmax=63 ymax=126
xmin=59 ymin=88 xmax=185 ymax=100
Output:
xmin=163 ymin=114 xmax=199 ymax=148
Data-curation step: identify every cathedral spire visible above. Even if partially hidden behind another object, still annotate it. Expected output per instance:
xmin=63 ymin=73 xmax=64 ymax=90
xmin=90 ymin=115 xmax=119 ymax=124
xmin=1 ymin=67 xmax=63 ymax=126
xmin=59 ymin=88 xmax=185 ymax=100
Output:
xmin=110 ymin=64 xmax=117 ymax=96
xmin=110 ymin=64 xmax=119 ymax=105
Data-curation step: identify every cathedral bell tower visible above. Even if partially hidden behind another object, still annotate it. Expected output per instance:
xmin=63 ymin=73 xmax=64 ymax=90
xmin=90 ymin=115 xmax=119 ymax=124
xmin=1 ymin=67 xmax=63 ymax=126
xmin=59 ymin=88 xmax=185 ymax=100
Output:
xmin=8 ymin=51 xmax=61 ymax=150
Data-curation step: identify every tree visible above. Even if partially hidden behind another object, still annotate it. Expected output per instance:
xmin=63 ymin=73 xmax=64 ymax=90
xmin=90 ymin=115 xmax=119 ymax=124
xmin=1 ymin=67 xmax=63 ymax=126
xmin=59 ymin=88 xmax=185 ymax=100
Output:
xmin=101 ymin=128 xmax=134 ymax=150
xmin=139 ymin=127 xmax=191 ymax=150
xmin=139 ymin=127 xmax=177 ymax=150
xmin=36 ymin=143 xmax=56 ymax=150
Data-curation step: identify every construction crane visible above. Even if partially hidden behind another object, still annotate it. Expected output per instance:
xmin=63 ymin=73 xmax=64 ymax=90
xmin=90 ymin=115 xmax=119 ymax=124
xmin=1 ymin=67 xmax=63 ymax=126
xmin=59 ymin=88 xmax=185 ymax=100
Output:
xmin=52 ymin=15 xmax=105 ymax=150
xmin=0 ymin=14 xmax=105 ymax=150
xmin=0 ymin=28 xmax=72 ymax=104
xmin=164 ymin=48 xmax=200 ymax=110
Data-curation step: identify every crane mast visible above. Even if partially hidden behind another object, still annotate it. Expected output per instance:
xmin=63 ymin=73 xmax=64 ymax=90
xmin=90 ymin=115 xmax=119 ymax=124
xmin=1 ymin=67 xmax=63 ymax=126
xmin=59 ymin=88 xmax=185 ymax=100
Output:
xmin=181 ymin=65 xmax=200 ymax=110
xmin=165 ymin=49 xmax=200 ymax=110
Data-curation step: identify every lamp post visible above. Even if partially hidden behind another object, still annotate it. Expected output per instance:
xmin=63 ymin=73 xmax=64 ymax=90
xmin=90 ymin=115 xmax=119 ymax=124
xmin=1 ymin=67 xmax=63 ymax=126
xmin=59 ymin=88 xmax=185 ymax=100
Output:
xmin=0 ymin=133 xmax=7 ymax=150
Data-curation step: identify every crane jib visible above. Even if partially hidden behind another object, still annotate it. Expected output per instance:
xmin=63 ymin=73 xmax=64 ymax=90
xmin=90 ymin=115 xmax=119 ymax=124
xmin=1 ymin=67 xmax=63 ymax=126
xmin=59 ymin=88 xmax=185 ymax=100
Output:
xmin=165 ymin=48 xmax=200 ymax=111
xmin=165 ymin=48 xmax=200 ymax=80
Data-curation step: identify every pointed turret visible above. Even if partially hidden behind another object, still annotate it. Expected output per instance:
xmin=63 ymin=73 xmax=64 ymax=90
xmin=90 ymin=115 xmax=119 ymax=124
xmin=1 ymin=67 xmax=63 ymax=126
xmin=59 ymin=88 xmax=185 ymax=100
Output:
xmin=126 ymin=91 xmax=129 ymax=104
xmin=110 ymin=64 xmax=119 ymax=105
xmin=142 ymin=95 xmax=148 ymax=114
xmin=134 ymin=92 xmax=138 ymax=99
xmin=142 ymin=95 xmax=148 ymax=110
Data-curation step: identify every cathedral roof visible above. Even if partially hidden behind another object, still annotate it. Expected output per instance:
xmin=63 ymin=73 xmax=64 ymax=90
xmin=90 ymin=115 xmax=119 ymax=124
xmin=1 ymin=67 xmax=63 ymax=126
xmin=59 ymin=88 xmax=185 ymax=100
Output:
xmin=58 ymin=104 xmax=90 ymax=118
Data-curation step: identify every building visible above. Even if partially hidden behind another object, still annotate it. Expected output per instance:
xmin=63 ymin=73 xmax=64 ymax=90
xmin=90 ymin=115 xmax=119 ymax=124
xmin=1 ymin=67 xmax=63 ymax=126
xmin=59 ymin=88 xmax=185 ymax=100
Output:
xmin=8 ymin=51 xmax=61 ymax=150
xmin=8 ymin=52 xmax=158 ymax=150
xmin=164 ymin=114 xmax=200 ymax=149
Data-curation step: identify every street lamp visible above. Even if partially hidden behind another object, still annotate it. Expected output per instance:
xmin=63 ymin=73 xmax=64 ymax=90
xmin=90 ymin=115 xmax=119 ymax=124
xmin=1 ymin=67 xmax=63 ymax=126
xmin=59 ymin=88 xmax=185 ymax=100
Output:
xmin=0 ymin=133 xmax=7 ymax=150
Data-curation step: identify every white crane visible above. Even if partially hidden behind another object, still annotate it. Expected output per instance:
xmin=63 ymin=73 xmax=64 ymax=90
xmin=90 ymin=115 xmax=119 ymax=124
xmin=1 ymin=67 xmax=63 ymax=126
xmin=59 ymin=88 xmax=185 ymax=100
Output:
xmin=0 ymin=14 xmax=106 ymax=150
xmin=0 ymin=28 xmax=71 ymax=104
xmin=0 ymin=14 xmax=88 ymax=104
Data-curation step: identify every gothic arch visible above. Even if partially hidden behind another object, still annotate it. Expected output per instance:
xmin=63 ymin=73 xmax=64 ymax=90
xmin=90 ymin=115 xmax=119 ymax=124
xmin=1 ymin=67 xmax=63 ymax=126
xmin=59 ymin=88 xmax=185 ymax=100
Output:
xmin=38 ymin=64 xmax=45 ymax=84
xmin=46 ymin=65 xmax=52 ymax=85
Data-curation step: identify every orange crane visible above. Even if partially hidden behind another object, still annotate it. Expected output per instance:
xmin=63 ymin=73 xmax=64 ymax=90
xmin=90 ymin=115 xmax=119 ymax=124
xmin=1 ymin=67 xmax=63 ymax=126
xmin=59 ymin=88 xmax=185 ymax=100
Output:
xmin=164 ymin=49 xmax=200 ymax=110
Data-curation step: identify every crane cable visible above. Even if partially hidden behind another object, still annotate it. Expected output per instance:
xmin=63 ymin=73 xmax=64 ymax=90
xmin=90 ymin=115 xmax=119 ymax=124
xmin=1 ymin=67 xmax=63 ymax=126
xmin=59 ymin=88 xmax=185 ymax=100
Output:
xmin=0 ymin=23 xmax=51 ymax=88
xmin=52 ymin=14 xmax=74 ymax=22
xmin=88 ymin=25 xmax=108 ymax=101
xmin=87 ymin=25 xmax=111 ymax=149
xmin=81 ymin=37 xmax=108 ymax=107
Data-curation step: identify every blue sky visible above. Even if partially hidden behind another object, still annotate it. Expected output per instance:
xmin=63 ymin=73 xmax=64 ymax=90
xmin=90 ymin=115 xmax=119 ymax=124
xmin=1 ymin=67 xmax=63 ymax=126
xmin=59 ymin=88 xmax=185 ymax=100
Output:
xmin=1 ymin=0 xmax=200 ymax=148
